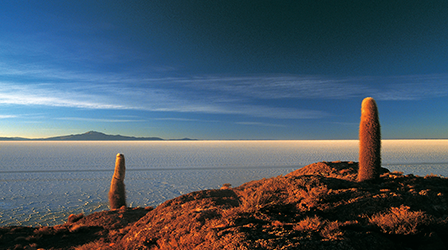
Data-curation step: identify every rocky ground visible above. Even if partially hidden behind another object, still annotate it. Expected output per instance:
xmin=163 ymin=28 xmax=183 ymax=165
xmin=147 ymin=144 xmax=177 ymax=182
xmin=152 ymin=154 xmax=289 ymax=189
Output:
xmin=1 ymin=161 xmax=448 ymax=250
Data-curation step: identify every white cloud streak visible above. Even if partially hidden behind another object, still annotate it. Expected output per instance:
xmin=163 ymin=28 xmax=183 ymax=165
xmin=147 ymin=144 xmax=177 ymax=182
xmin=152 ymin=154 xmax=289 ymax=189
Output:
xmin=2 ymin=62 xmax=448 ymax=121
xmin=163 ymin=74 xmax=448 ymax=101
xmin=171 ymin=75 xmax=368 ymax=99
xmin=0 ymin=83 xmax=127 ymax=109
xmin=235 ymin=122 xmax=287 ymax=127
xmin=56 ymin=117 xmax=146 ymax=123
xmin=153 ymin=118 xmax=202 ymax=122
xmin=0 ymin=115 xmax=17 ymax=119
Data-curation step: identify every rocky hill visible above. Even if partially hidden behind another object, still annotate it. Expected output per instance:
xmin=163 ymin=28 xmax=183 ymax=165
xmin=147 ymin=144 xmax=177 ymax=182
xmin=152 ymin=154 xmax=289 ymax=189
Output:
xmin=0 ymin=131 xmax=164 ymax=141
xmin=43 ymin=131 xmax=164 ymax=141
xmin=1 ymin=161 xmax=448 ymax=250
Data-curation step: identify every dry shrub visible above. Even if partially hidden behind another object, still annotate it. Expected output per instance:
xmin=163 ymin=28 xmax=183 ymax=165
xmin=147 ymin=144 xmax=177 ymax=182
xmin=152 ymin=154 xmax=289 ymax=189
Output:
xmin=33 ymin=226 xmax=54 ymax=235
xmin=299 ymin=185 xmax=329 ymax=211
xmin=294 ymin=216 xmax=347 ymax=240
xmin=369 ymin=205 xmax=430 ymax=235
xmin=425 ymin=173 xmax=441 ymax=178
xmin=290 ymin=176 xmax=329 ymax=211
xmin=320 ymin=221 xmax=347 ymax=240
xmin=150 ymin=222 xmax=219 ymax=250
xmin=67 ymin=213 xmax=85 ymax=223
xmin=75 ymin=240 xmax=113 ymax=250
xmin=155 ymin=238 xmax=181 ymax=250
xmin=293 ymin=215 xmax=325 ymax=231
xmin=154 ymin=230 xmax=221 ymax=250
xmin=238 ymin=177 xmax=289 ymax=213
xmin=235 ymin=175 xmax=330 ymax=214
xmin=69 ymin=224 xmax=88 ymax=233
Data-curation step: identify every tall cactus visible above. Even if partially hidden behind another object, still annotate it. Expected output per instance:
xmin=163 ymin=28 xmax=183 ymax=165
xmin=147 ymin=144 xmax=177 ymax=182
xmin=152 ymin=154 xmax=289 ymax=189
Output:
xmin=109 ymin=153 xmax=126 ymax=209
xmin=358 ymin=97 xmax=381 ymax=182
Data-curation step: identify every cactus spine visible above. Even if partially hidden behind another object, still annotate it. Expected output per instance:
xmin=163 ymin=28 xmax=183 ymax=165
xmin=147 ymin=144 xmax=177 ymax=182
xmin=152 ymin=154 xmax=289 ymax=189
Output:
xmin=358 ymin=97 xmax=381 ymax=182
xmin=109 ymin=153 xmax=126 ymax=209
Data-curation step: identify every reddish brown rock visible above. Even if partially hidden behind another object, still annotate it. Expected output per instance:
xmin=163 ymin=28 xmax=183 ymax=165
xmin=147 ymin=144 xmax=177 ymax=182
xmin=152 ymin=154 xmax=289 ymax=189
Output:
xmin=1 ymin=162 xmax=448 ymax=250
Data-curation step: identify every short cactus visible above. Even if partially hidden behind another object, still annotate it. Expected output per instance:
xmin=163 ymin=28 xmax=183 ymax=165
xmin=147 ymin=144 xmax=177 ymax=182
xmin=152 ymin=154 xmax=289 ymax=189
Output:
xmin=358 ymin=97 xmax=381 ymax=182
xmin=109 ymin=153 xmax=126 ymax=209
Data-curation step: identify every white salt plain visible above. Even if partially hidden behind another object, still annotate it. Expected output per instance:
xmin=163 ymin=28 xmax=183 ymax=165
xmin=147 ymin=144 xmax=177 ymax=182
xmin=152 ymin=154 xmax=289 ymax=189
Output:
xmin=0 ymin=140 xmax=447 ymax=226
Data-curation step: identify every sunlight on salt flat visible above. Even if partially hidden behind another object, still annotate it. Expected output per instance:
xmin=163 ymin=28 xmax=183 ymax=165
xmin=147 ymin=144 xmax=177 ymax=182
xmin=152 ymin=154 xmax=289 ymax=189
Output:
xmin=382 ymin=140 xmax=448 ymax=164
xmin=0 ymin=140 xmax=360 ymax=172
xmin=1 ymin=140 xmax=446 ymax=171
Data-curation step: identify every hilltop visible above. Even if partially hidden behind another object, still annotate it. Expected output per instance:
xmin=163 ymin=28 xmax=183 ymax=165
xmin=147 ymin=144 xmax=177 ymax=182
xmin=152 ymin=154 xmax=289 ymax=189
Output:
xmin=0 ymin=131 xmax=195 ymax=141
xmin=1 ymin=161 xmax=448 ymax=249
xmin=42 ymin=131 xmax=163 ymax=141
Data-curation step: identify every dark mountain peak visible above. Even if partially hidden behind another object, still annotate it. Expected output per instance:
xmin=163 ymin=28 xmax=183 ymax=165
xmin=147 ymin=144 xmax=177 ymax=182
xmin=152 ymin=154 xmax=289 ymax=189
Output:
xmin=43 ymin=131 xmax=164 ymax=141
xmin=0 ymin=131 xmax=197 ymax=141
xmin=84 ymin=131 xmax=105 ymax=135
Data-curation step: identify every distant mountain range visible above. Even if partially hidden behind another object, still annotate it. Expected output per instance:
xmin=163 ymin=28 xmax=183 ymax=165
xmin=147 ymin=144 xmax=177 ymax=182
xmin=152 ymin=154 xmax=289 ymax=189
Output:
xmin=0 ymin=131 xmax=195 ymax=141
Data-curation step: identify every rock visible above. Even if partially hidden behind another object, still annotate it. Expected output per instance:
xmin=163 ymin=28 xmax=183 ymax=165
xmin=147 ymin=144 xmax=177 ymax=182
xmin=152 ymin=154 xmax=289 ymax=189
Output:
xmin=1 ymin=162 xmax=448 ymax=250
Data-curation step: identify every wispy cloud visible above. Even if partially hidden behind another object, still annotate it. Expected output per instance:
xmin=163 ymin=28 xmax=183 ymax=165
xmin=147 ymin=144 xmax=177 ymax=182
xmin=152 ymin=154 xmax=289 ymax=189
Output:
xmin=171 ymin=75 xmax=368 ymax=99
xmin=225 ymin=104 xmax=327 ymax=119
xmin=0 ymin=79 xmax=328 ymax=120
xmin=370 ymin=75 xmax=448 ymax=100
xmin=0 ymin=83 xmax=127 ymax=109
xmin=0 ymin=115 xmax=17 ymax=119
xmin=235 ymin=121 xmax=287 ymax=127
xmin=330 ymin=121 xmax=359 ymax=126
xmin=167 ymin=74 xmax=448 ymax=101
xmin=56 ymin=117 xmax=146 ymax=123
xmin=0 ymin=62 xmax=138 ymax=84
xmin=2 ymin=60 xmax=448 ymax=121
xmin=153 ymin=118 xmax=201 ymax=122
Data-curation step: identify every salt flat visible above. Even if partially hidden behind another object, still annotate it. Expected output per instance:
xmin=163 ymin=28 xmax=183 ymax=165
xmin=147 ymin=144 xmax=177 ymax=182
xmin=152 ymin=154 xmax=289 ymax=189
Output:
xmin=0 ymin=140 xmax=447 ymax=226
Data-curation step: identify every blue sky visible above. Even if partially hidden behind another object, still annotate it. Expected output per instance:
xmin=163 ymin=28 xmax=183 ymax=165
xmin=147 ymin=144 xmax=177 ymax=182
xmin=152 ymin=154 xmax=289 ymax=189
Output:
xmin=1 ymin=0 xmax=448 ymax=139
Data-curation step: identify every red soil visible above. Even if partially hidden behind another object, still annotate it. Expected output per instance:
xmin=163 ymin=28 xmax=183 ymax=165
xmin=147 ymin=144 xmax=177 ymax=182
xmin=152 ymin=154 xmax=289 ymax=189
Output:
xmin=1 ymin=161 xmax=448 ymax=250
